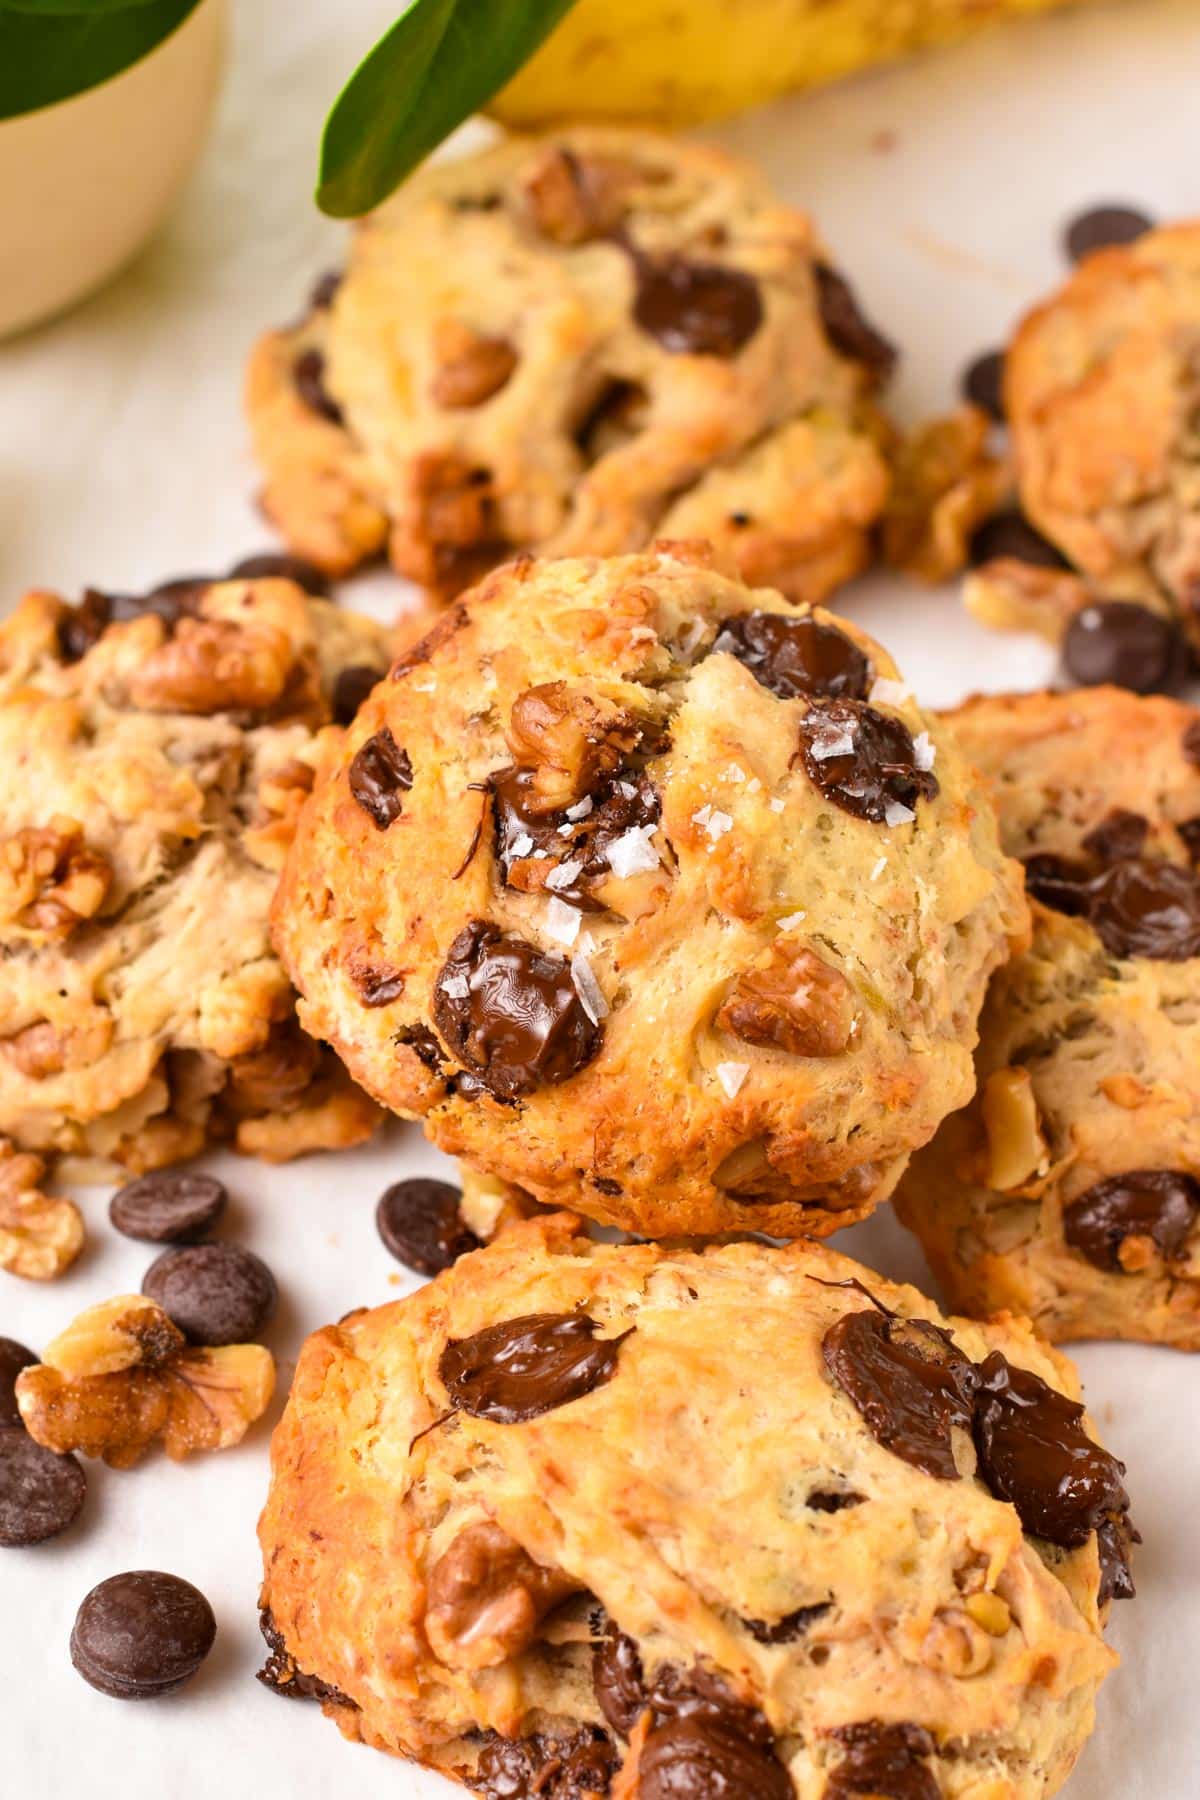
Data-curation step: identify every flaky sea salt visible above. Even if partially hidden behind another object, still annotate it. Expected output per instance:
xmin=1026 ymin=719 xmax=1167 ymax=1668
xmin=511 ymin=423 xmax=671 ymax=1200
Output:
xmin=565 ymin=796 xmax=594 ymax=821
xmin=606 ymin=825 xmax=660 ymax=877
xmin=544 ymin=897 xmax=581 ymax=947
xmin=869 ymin=677 xmax=912 ymax=708
xmin=716 ymin=1061 xmax=749 ymax=1098
xmin=884 ymin=800 xmax=915 ymax=828
xmin=726 ymin=763 xmax=746 ymax=783
xmin=769 ymin=797 xmax=786 ymax=814
xmin=777 ymin=911 xmax=807 ymax=930
xmin=618 ymin=780 xmax=638 ymax=799
xmin=509 ymin=833 xmax=534 ymax=859
xmin=870 ymin=855 xmax=888 ymax=880
xmin=440 ymin=974 xmax=470 ymax=1000
xmin=809 ymin=729 xmax=855 ymax=761
xmin=913 ymin=731 xmax=936 ymax=772
xmin=571 ymin=955 xmax=608 ymax=1024
xmin=545 ymin=859 xmax=583 ymax=891
xmin=692 ymin=805 xmax=732 ymax=841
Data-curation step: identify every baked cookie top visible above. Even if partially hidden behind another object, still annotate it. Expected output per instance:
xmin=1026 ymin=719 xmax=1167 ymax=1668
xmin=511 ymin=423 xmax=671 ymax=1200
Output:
xmin=273 ymin=543 xmax=1027 ymax=1238
xmin=899 ymin=685 xmax=1200 ymax=1346
xmin=246 ymin=127 xmax=893 ymax=604
xmin=0 ymin=571 xmax=391 ymax=1172
xmin=258 ymin=1213 xmax=1128 ymax=1799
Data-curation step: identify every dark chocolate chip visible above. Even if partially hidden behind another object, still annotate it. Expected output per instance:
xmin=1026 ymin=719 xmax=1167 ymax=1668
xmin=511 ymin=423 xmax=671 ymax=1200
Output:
xmin=351 ymin=960 xmax=406 ymax=1007
xmin=593 ymin=1620 xmax=648 ymax=1737
xmin=0 ymin=1337 xmax=36 ymax=1428
xmin=349 ymin=726 xmax=413 ymax=829
xmin=227 ymin=552 xmax=330 ymax=595
xmin=1097 ymin=1515 xmax=1139 ymax=1606
xmin=806 ymin=1489 xmax=864 ymax=1513
xmin=309 ymin=269 xmax=343 ymax=311
xmin=745 ymin=1602 xmax=831 ymax=1644
xmin=813 ymin=262 xmax=897 ymax=384
xmin=439 ymin=1311 xmax=628 ymax=1423
xmin=431 ymin=921 xmax=602 ymax=1099
xmin=142 ymin=1243 xmax=277 ymax=1346
xmin=639 ymin=1710 xmax=792 ymax=1800
xmin=824 ymin=1721 xmax=939 ymax=1800
xmin=57 ymin=587 xmax=114 ymax=661
xmin=962 ymin=348 xmax=1006 ymax=422
xmin=493 ymin=766 xmax=662 ymax=904
xmin=0 ymin=1428 xmax=86 ymax=1547
xmin=472 ymin=1727 xmax=617 ymax=1799
xmin=109 ymin=1171 xmax=227 ymax=1245
xmin=1064 ymin=204 xmax=1154 ymax=263
xmin=823 ymin=1309 xmax=978 ymax=1480
xmin=1062 ymin=600 xmax=1187 ymax=694
xmin=1063 ymin=1169 xmax=1200 ymax=1271
xmin=332 ymin=662 xmax=386 ymax=726
xmin=1084 ymin=857 xmax=1200 ymax=960
xmin=633 ymin=256 xmax=764 ymax=358
xmin=56 ymin=577 xmax=208 ymax=661
xmin=257 ymin=1606 xmax=354 ymax=1704
xmin=1021 ymin=851 xmax=1095 ymax=916
xmin=70 ymin=1570 xmax=215 ymax=1698
xmin=797 ymin=700 xmax=939 ymax=824
xmin=714 ymin=611 xmax=872 ymax=702
xmin=1081 ymin=809 xmax=1149 ymax=865
xmin=967 ymin=509 xmax=1069 ymax=570
xmin=293 ymin=346 xmax=344 ymax=425
xmin=375 ymin=1177 xmax=480 ymax=1277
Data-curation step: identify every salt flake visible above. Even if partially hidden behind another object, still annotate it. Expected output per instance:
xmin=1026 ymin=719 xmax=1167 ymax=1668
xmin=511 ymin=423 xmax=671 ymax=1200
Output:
xmin=544 ymin=897 xmax=581 ymax=947
xmin=777 ymin=911 xmax=807 ymax=930
xmin=565 ymin=796 xmax=594 ymax=822
xmin=869 ymin=677 xmax=912 ymax=708
xmin=545 ymin=859 xmax=583 ymax=891
xmin=606 ymin=825 xmax=660 ymax=878
xmin=571 ymin=955 xmax=608 ymax=1024
xmin=716 ymin=1061 xmax=749 ymax=1099
xmin=509 ymin=833 xmax=534 ymax=859
xmin=913 ymin=731 xmax=936 ymax=772
xmin=884 ymin=800 xmax=915 ymax=828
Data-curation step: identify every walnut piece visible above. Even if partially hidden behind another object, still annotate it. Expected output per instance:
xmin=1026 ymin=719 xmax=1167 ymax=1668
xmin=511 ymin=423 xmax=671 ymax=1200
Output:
xmin=391 ymin=452 xmax=496 ymax=591
xmin=128 ymin=618 xmax=295 ymax=714
xmin=883 ymin=406 xmax=1009 ymax=583
xmin=224 ymin=1019 xmax=322 ymax=1116
xmin=0 ymin=817 xmax=111 ymax=940
xmin=505 ymin=684 xmax=644 ymax=812
xmin=1 ymin=1012 xmax=113 ymax=1080
xmin=431 ymin=321 xmax=518 ymax=410
xmin=245 ymin=757 xmax=316 ymax=871
xmin=15 ymin=1294 xmax=274 ymax=1467
xmin=717 ymin=941 xmax=857 ymax=1058
xmin=980 ymin=1067 xmax=1048 ymax=1192
xmin=425 ymin=1521 xmax=579 ymax=1669
xmin=521 ymin=144 xmax=631 ymax=245
xmin=0 ymin=1142 xmax=84 ymax=1280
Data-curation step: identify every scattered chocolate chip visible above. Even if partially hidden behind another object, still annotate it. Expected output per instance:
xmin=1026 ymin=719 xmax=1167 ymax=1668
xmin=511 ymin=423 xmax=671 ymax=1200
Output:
xmin=109 ymin=1171 xmax=227 ymax=1245
xmin=142 ymin=1243 xmax=277 ymax=1346
xmin=1085 ymin=857 xmax=1200 ymax=960
xmin=823 ymin=1310 xmax=978 ymax=1480
xmin=967 ymin=509 xmax=1069 ymax=570
xmin=431 ymin=921 xmax=602 ymax=1099
xmin=70 ymin=1570 xmax=215 ymax=1699
xmin=257 ymin=1606 xmax=354 ymax=1704
xmin=351 ymin=960 xmax=406 ymax=1007
xmin=1062 ymin=600 xmax=1187 ymax=694
xmin=825 ymin=1720 xmax=939 ymax=1800
xmin=472 ymin=1727 xmax=617 ymax=1800
xmin=813 ymin=262 xmax=897 ymax=384
xmin=962 ymin=348 xmax=1006 ymax=422
xmin=375 ymin=1177 xmax=481 ymax=1277
xmin=797 ymin=700 xmax=939 ymax=824
xmin=0 ymin=1338 xmax=36 ymax=1428
xmin=1064 ymin=203 xmax=1154 ymax=263
xmin=227 ymin=552 xmax=329 ymax=595
xmin=1063 ymin=1170 xmax=1200 ymax=1271
xmin=0 ymin=1428 xmax=86 ymax=1547
xmin=1081 ymin=809 xmax=1149 ymax=864
xmin=806 ymin=1489 xmax=864 ymax=1513
xmin=293 ymin=347 xmax=344 ymax=425
xmin=633 ymin=256 xmax=764 ymax=358
xmin=309 ymin=269 xmax=343 ymax=311
xmin=349 ymin=727 xmax=413 ymax=829
xmin=332 ymin=662 xmax=386 ymax=726
xmin=714 ymin=611 xmax=872 ymax=702
xmin=439 ymin=1312 xmax=628 ymax=1423
xmin=745 ymin=1602 xmax=831 ymax=1644
xmin=593 ymin=1620 xmax=648 ymax=1737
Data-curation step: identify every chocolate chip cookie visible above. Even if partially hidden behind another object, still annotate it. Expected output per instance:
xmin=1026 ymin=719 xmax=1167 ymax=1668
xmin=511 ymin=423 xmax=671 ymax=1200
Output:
xmin=0 ymin=572 xmax=389 ymax=1173
xmin=246 ymin=128 xmax=894 ymax=604
xmin=257 ymin=1212 xmax=1127 ymax=1797
xmin=899 ymin=685 xmax=1200 ymax=1346
xmin=272 ymin=544 xmax=1027 ymax=1238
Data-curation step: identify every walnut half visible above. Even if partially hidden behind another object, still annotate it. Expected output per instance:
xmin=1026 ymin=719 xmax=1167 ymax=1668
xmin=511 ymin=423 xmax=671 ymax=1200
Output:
xmin=0 ymin=1142 xmax=84 ymax=1281
xmin=425 ymin=1521 xmax=579 ymax=1669
xmin=15 ymin=1294 xmax=274 ymax=1468
xmin=717 ymin=940 xmax=858 ymax=1058
xmin=505 ymin=683 xmax=646 ymax=812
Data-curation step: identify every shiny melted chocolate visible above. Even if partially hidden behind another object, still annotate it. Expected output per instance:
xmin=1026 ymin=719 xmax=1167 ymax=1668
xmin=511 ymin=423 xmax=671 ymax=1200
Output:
xmin=822 ymin=1310 xmax=977 ymax=1480
xmin=348 ymin=727 xmax=413 ymax=829
xmin=256 ymin=1608 xmax=355 ymax=1707
xmin=713 ymin=612 xmax=872 ymax=702
xmin=472 ymin=1727 xmax=616 ymax=1800
xmin=493 ymin=766 xmax=661 ymax=905
xmin=823 ymin=1721 xmax=939 ymax=1800
xmin=592 ymin=1621 xmax=648 ymax=1738
xmin=638 ymin=1712 xmax=793 ymax=1800
xmin=439 ymin=1311 xmax=628 ymax=1423
xmin=633 ymin=256 xmax=764 ymax=358
xmin=813 ymin=263 xmax=897 ymax=384
xmin=1024 ymin=851 xmax=1200 ymax=961
xmin=797 ymin=701 xmax=939 ymax=824
xmin=1062 ymin=1169 xmax=1200 ymax=1271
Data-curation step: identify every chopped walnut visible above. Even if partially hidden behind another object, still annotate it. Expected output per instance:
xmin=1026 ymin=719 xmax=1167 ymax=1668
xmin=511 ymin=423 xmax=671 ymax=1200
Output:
xmin=717 ymin=941 xmax=857 ymax=1058
xmin=224 ymin=1020 xmax=322 ymax=1116
xmin=521 ymin=144 xmax=631 ymax=245
xmin=391 ymin=452 xmax=497 ymax=592
xmin=0 ymin=817 xmax=111 ymax=941
xmin=506 ymin=684 xmax=645 ymax=812
xmin=244 ymin=757 xmax=317 ymax=870
xmin=0 ymin=1142 xmax=84 ymax=1280
xmin=431 ymin=321 xmax=518 ymax=409
xmin=128 ymin=618 xmax=295 ymax=715
xmin=909 ymin=1607 xmax=994 ymax=1678
xmin=425 ymin=1521 xmax=579 ymax=1669
xmin=884 ymin=406 xmax=1010 ymax=583
xmin=15 ymin=1294 xmax=274 ymax=1468
xmin=980 ymin=1067 xmax=1048 ymax=1193
xmin=964 ymin=557 xmax=1093 ymax=644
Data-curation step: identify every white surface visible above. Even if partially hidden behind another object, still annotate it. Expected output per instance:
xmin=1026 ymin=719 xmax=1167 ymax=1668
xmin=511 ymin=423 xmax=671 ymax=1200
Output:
xmin=2 ymin=1 xmax=1199 ymax=1793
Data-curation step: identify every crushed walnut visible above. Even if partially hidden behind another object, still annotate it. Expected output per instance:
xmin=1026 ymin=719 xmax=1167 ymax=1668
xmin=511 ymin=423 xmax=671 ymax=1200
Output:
xmin=425 ymin=1521 xmax=579 ymax=1669
xmin=0 ymin=817 xmax=111 ymax=941
xmin=964 ymin=557 xmax=1093 ymax=644
xmin=244 ymin=757 xmax=317 ymax=871
xmin=884 ymin=406 xmax=1010 ymax=583
xmin=431 ymin=320 xmax=518 ymax=410
xmin=717 ymin=941 xmax=858 ymax=1058
xmin=521 ymin=144 xmax=631 ymax=246
xmin=0 ymin=1141 xmax=84 ymax=1280
xmin=128 ymin=617 xmax=296 ymax=715
xmin=506 ymin=684 xmax=647 ymax=812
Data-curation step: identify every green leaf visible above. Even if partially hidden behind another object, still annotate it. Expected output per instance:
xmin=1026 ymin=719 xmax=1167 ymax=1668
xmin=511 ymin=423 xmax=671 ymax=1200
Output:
xmin=317 ymin=0 xmax=579 ymax=219
xmin=0 ymin=0 xmax=200 ymax=120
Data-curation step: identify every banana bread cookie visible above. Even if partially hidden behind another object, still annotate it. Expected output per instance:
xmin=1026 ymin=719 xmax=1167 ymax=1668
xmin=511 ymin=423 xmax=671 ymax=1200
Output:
xmin=257 ymin=1211 xmax=1130 ymax=1798
xmin=0 ymin=569 xmax=390 ymax=1173
xmin=272 ymin=543 xmax=1027 ymax=1238
xmin=898 ymin=685 xmax=1200 ymax=1347
xmin=246 ymin=128 xmax=894 ymax=603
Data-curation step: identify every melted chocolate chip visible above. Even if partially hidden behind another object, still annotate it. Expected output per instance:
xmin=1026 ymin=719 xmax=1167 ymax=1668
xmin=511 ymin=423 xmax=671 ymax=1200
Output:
xmin=1085 ymin=857 xmax=1200 ymax=960
xmin=56 ymin=578 xmax=206 ymax=661
xmin=1062 ymin=600 xmax=1187 ymax=694
xmin=714 ymin=611 xmax=872 ymax=702
xmin=1178 ymin=816 xmax=1200 ymax=863
xmin=593 ymin=1621 xmax=648 ymax=1737
xmin=1081 ymin=809 xmax=1149 ymax=865
xmin=1097 ymin=1515 xmax=1138 ymax=1606
xmin=351 ymin=960 xmax=406 ymax=1007
xmin=70 ymin=1571 xmax=215 ymax=1699
xmin=798 ymin=701 xmax=939 ymax=824
xmin=0 ymin=1338 xmax=36 ymax=1429
xmin=472 ymin=1728 xmax=616 ymax=1800
xmin=745 ymin=1603 xmax=831 ymax=1644
xmin=431 ymin=921 xmax=602 ymax=1098
xmin=1064 ymin=203 xmax=1154 ymax=263
xmin=375 ymin=1177 xmax=480 ymax=1277
xmin=962 ymin=348 xmax=1006 ymax=422
xmin=1021 ymin=852 xmax=1094 ymax=916
xmin=968 ymin=509 xmax=1069 ymax=571
xmin=633 ymin=256 xmax=763 ymax=358
xmin=439 ymin=1311 xmax=628 ymax=1423
xmin=256 ymin=1607 xmax=354 ymax=1704
xmin=293 ymin=347 xmax=344 ymax=425
xmin=109 ymin=1171 xmax=227 ymax=1245
xmin=332 ymin=662 xmax=386 ymax=726
xmin=814 ymin=262 xmax=897 ymax=384
xmin=493 ymin=766 xmax=661 ymax=904
xmin=823 ymin=1310 xmax=977 ymax=1480
xmin=349 ymin=727 xmax=413 ymax=829
xmin=1063 ymin=1170 xmax=1200 ymax=1271
xmin=824 ymin=1721 xmax=939 ymax=1800
xmin=639 ymin=1710 xmax=791 ymax=1800
xmin=226 ymin=552 xmax=329 ymax=594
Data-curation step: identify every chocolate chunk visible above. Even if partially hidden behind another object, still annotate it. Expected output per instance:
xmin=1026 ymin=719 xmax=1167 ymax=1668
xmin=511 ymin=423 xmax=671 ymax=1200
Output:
xmin=633 ymin=256 xmax=764 ymax=358
xmin=351 ymin=960 xmax=406 ymax=1007
xmin=257 ymin=1606 xmax=354 ymax=1704
xmin=0 ymin=1428 xmax=86 ymax=1547
xmin=714 ymin=611 xmax=872 ymax=702
xmin=745 ymin=1603 xmax=831 ymax=1644
xmin=431 ymin=921 xmax=602 ymax=1099
xmin=293 ymin=346 xmax=344 ymax=425
xmin=1097 ymin=1515 xmax=1138 ymax=1606
xmin=56 ymin=576 xmax=208 ymax=661
xmin=806 ymin=1489 xmax=864 ymax=1513
xmin=1064 ymin=204 xmax=1154 ymax=263
xmin=439 ymin=1311 xmax=628 ymax=1423
xmin=109 ymin=1171 xmax=227 ymax=1245
xmin=57 ymin=587 xmax=115 ymax=661
xmin=639 ymin=1696 xmax=791 ymax=1800
xmin=972 ymin=1351 xmax=1131 ymax=1551
xmin=70 ymin=1570 xmax=216 ymax=1699
xmin=1063 ymin=1170 xmax=1200 ymax=1271
xmin=493 ymin=766 xmax=662 ymax=904
xmin=375 ymin=1177 xmax=481 ymax=1277
xmin=1081 ymin=808 xmax=1149 ymax=865
xmin=593 ymin=1620 xmax=648 ymax=1737
xmin=349 ymin=727 xmax=413 ymax=829
xmin=332 ymin=662 xmax=386 ymax=726
xmin=227 ymin=551 xmax=330 ymax=594
xmin=142 ymin=1243 xmax=277 ymax=1346
xmin=967 ymin=509 xmax=1069 ymax=570
xmin=1021 ymin=851 xmax=1095 ymax=916
xmin=798 ymin=701 xmax=939 ymax=824
xmin=0 ymin=1338 xmax=36 ymax=1428
xmin=309 ymin=269 xmax=343 ymax=311
xmin=814 ymin=262 xmax=897 ymax=384
xmin=472 ymin=1727 xmax=616 ymax=1800
xmin=823 ymin=1310 xmax=977 ymax=1480
xmin=962 ymin=348 xmax=1006 ymax=422
xmin=825 ymin=1721 xmax=939 ymax=1800
xmin=1084 ymin=857 xmax=1200 ymax=960
xmin=1061 ymin=600 xmax=1187 ymax=694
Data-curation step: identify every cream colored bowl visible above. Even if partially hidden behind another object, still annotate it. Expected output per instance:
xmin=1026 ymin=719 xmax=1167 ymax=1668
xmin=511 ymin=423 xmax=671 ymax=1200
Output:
xmin=0 ymin=0 xmax=226 ymax=338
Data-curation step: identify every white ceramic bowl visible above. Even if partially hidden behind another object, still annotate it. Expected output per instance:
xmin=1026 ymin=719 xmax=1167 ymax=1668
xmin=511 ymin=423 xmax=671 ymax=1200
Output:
xmin=0 ymin=0 xmax=226 ymax=338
